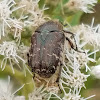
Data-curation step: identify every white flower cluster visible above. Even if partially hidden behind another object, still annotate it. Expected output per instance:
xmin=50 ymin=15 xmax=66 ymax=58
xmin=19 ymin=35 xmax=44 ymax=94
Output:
xmin=20 ymin=0 xmax=50 ymax=27
xmin=62 ymin=89 xmax=95 ymax=100
xmin=0 ymin=41 xmax=32 ymax=75
xmin=58 ymin=49 xmax=93 ymax=99
xmin=65 ymin=0 xmax=97 ymax=13
xmin=0 ymin=0 xmax=25 ymax=39
xmin=28 ymin=84 xmax=63 ymax=100
xmin=73 ymin=19 xmax=100 ymax=48
xmin=0 ymin=0 xmax=49 ymax=41
xmin=0 ymin=41 xmax=25 ymax=73
xmin=28 ymin=85 xmax=47 ymax=100
xmin=8 ymin=18 xmax=24 ymax=43
xmin=73 ymin=50 xmax=98 ymax=72
xmin=61 ymin=68 xmax=89 ymax=89
xmin=0 ymin=0 xmax=15 ymax=38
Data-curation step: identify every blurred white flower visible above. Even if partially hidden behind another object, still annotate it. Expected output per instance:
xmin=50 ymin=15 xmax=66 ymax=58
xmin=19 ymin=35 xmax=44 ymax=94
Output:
xmin=0 ymin=0 xmax=25 ymax=39
xmin=0 ymin=76 xmax=25 ymax=100
xmin=0 ymin=41 xmax=25 ymax=73
xmin=65 ymin=0 xmax=97 ymax=13
xmin=14 ymin=96 xmax=25 ymax=100
xmin=91 ymin=65 xmax=100 ymax=79
xmin=19 ymin=0 xmax=40 ymax=12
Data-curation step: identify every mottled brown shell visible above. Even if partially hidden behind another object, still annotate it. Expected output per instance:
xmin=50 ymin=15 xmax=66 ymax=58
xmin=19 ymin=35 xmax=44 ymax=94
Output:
xmin=27 ymin=21 xmax=65 ymax=78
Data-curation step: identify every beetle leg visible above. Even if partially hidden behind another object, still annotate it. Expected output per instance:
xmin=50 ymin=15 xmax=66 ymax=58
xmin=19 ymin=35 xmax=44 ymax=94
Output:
xmin=66 ymin=37 xmax=85 ymax=53
xmin=63 ymin=30 xmax=78 ymax=50
xmin=63 ymin=30 xmax=85 ymax=53
xmin=63 ymin=30 xmax=74 ymax=35
xmin=31 ymin=68 xmax=35 ymax=79
xmin=65 ymin=37 xmax=78 ymax=51
xmin=56 ymin=64 xmax=63 ymax=92
xmin=56 ymin=64 xmax=62 ymax=83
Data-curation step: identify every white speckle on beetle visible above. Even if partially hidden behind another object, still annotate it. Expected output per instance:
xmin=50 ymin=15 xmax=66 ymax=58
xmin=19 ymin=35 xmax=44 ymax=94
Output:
xmin=32 ymin=54 xmax=36 ymax=57
xmin=53 ymin=53 xmax=59 ymax=59
xmin=43 ymin=48 xmax=46 ymax=50
xmin=53 ymin=66 xmax=55 ymax=69
xmin=37 ymin=48 xmax=40 ymax=51
xmin=41 ymin=69 xmax=46 ymax=71
xmin=47 ymin=54 xmax=52 ymax=57
xmin=36 ymin=69 xmax=40 ymax=72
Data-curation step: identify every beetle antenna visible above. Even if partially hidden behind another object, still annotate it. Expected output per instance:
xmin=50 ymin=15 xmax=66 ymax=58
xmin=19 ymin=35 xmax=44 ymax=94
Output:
xmin=59 ymin=21 xmax=68 ymax=27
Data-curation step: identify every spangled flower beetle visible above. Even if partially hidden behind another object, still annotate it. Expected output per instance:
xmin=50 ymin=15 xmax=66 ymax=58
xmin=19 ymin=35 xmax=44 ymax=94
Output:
xmin=27 ymin=20 xmax=78 ymax=83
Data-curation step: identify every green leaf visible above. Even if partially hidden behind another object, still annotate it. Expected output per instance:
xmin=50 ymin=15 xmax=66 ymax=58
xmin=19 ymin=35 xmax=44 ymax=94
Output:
xmin=67 ymin=12 xmax=83 ymax=26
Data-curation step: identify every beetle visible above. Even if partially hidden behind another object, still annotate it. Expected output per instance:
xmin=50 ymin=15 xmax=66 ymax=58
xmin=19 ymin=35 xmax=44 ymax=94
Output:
xmin=27 ymin=20 xmax=78 ymax=83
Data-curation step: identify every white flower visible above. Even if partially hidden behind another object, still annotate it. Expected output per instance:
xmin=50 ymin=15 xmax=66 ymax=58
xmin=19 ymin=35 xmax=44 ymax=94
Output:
xmin=0 ymin=0 xmax=25 ymax=39
xmin=28 ymin=85 xmax=48 ymax=100
xmin=0 ymin=41 xmax=25 ymax=73
xmin=46 ymin=86 xmax=59 ymax=94
xmin=0 ymin=76 xmax=25 ymax=100
xmin=73 ymin=20 xmax=100 ymax=48
xmin=0 ymin=41 xmax=32 ymax=76
xmin=65 ymin=0 xmax=97 ymax=13
xmin=61 ymin=63 xmax=89 ymax=89
xmin=7 ymin=18 xmax=24 ymax=43
xmin=64 ymin=36 xmax=98 ymax=71
xmin=62 ymin=88 xmax=95 ymax=100
xmin=91 ymin=65 xmax=100 ymax=79
xmin=23 ymin=0 xmax=50 ymax=27
xmin=18 ymin=44 xmax=29 ymax=63
xmin=29 ymin=85 xmax=62 ymax=100
xmin=74 ymin=50 xmax=98 ymax=72
xmin=18 ymin=44 xmax=33 ymax=76
xmin=0 ymin=0 xmax=15 ymax=38
xmin=60 ymin=80 xmax=95 ymax=100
